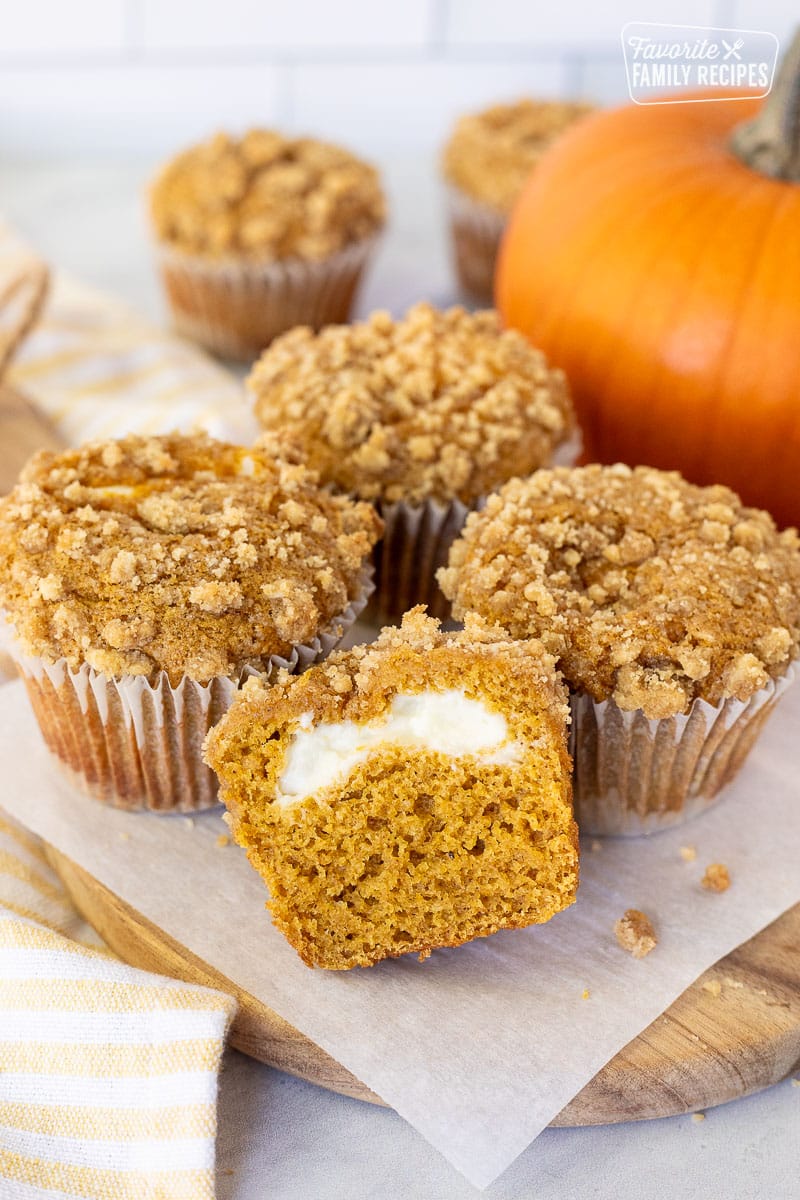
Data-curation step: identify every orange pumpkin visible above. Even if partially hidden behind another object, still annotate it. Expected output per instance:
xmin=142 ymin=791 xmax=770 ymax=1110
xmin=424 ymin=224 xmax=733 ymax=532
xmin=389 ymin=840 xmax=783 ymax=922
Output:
xmin=497 ymin=56 xmax=800 ymax=530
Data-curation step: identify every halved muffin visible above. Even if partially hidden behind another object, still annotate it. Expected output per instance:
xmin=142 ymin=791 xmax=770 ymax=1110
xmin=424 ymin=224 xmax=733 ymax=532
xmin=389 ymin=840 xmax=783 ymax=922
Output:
xmin=205 ymin=609 xmax=578 ymax=968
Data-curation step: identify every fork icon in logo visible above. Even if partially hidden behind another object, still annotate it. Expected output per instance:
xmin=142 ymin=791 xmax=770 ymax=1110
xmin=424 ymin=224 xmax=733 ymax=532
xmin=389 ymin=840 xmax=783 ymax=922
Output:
xmin=723 ymin=37 xmax=744 ymax=60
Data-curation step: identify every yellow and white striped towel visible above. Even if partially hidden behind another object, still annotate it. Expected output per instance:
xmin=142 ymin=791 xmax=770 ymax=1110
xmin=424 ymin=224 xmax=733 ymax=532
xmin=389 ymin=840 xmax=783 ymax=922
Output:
xmin=0 ymin=218 xmax=259 ymax=446
xmin=0 ymin=221 xmax=248 ymax=1198
xmin=0 ymin=816 xmax=237 ymax=1200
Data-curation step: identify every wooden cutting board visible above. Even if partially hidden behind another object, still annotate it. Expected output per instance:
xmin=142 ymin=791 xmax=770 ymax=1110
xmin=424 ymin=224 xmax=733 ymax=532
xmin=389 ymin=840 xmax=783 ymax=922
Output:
xmin=0 ymin=384 xmax=63 ymax=677
xmin=44 ymin=849 xmax=800 ymax=1125
xmin=0 ymin=383 xmax=63 ymax=492
xmin=3 ymin=386 xmax=800 ymax=1125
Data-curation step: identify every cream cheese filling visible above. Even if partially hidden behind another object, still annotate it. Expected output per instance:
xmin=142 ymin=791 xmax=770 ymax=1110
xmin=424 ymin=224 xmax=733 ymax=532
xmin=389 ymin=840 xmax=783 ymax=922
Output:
xmin=274 ymin=688 xmax=522 ymax=807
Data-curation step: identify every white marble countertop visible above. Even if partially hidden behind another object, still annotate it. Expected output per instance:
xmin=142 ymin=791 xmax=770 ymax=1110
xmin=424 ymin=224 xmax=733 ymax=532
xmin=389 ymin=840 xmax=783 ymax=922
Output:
xmin=2 ymin=161 xmax=797 ymax=1200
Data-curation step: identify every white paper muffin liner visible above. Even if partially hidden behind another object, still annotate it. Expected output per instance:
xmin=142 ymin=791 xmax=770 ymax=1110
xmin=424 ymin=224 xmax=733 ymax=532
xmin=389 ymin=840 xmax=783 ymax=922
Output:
xmin=369 ymin=432 xmax=581 ymax=626
xmin=155 ymin=236 xmax=378 ymax=362
xmin=370 ymin=495 xmax=474 ymax=625
xmin=445 ymin=184 xmax=507 ymax=304
xmin=570 ymin=663 xmax=797 ymax=836
xmin=7 ymin=569 xmax=372 ymax=813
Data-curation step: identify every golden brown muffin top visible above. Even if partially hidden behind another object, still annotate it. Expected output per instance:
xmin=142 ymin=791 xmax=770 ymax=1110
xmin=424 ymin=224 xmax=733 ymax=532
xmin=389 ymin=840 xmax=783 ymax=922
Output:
xmin=442 ymin=98 xmax=593 ymax=212
xmin=439 ymin=464 xmax=800 ymax=718
xmin=0 ymin=433 xmax=381 ymax=683
xmin=150 ymin=128 xmax=386 ymax=261
xmin=248 ymin=303 xmax=574 ymax=506
xmin=208 ymin=606 xmax=568 ymax=743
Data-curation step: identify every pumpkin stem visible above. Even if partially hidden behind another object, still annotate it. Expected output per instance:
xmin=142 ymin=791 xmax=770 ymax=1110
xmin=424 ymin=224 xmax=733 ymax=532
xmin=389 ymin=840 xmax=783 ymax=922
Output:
xmin=730 ymin=30 xmax=800 ymax=179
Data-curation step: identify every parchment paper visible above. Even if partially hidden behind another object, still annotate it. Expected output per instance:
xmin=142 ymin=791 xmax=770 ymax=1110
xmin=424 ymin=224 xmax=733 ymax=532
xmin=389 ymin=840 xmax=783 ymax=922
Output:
xmin=1 ymin=679 xmax=798 ymax=1190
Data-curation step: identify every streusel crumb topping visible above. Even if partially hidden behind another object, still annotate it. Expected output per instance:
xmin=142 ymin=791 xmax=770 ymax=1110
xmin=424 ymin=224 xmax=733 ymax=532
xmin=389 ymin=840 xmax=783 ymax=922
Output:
xmin=0 ymin=433 xmax=381 ymax=682
xmin=439 ymin=464 xmax=800 ymax=718
xmin=220 ymin=606 xmax=569 ymax=731
xmin=615 ymin=909 xmax=657 ymax=959
xmin=248 ymin=303 xmax=574 ymax=505
xmin=701 ymin=863 xmax=731 ymax=893
xmin=150 ymin=129 xmax=385 ymax=262
xmin=443 ymin=98 xmax=593 ymax=213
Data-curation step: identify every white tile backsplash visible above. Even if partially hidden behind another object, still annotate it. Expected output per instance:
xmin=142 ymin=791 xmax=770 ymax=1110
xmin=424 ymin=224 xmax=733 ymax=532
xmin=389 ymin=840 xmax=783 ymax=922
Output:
xmin=289 ymin=59 xmax=567 ymax=158
xmin=140 ymin=0 xmax=433 ymax=53
xmin=579 ymin=56 xmax=636 ymax=106
xmin=0 ymin=0 xmax=795 ymax=160
xmin=445 ymin=0 xmax=719 ymax=48
xmin=730 ymin=1 xmax=796 ymax=46
xmin=0 ymin=64 xmax=283 ymax=159
xmin=0 ymin=0 xmax=127 ymax=58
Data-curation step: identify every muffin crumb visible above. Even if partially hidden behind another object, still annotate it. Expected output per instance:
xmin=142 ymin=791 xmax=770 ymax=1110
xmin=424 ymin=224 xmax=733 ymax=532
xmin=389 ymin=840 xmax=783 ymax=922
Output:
xmin=614 ymin=909 xmax=657 ymax=959
xmin=701 ymin=979 xmax=722 ymax=998
xmin=680 ymin=845 xmax=697 ymax=862
xmin=701 ymin=863 xmax=731 ymax=892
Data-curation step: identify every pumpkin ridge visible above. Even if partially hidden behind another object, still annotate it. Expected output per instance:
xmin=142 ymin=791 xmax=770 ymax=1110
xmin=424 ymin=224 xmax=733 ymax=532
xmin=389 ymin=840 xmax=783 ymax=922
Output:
xmin=558 ymin=174 xmax=741 ymax=462
xmin=495 ymin=115 xmax=704 ymax=321
xmin=594 ymin=174 xmax=779 ymax=472
xmin=525 ymin=158 xmax=709 ymax=342
xmin=706 ymin=186 xmax=800 ymax=519
xmin=498 ymin=69 xmax=800 ymax=528
xmin=694 ymin=185 xmax=795 ymax=484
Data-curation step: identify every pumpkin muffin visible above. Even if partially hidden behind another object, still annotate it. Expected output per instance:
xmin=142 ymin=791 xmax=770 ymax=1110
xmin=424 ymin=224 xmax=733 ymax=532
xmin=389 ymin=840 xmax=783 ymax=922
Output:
xmin=205 ymin=608 xmax=578 ymax=969
xmin=0 ymin=432 xmax=380 ymax=811
xmin=249 ymin=302 xmax=576 ymax=621
xmin=439 ymin=464 xmax=800 ymax=834
xmin=442 ymin=98 xmax=592 ymax=302
xmin=149 ymin=128 xmax=386 ymax=361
